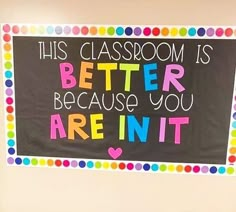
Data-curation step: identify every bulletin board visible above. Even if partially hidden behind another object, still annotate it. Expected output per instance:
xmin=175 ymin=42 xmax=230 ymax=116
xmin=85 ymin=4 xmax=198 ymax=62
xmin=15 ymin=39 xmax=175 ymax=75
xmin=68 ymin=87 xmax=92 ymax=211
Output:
xmin=2 ymin=24 xmax=236 ymax=175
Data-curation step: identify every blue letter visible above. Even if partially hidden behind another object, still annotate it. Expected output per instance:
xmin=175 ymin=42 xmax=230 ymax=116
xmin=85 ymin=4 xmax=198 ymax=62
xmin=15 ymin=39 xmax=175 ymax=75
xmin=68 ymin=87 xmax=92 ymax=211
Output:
xmin=144 ymin=63 xmax=158 ymax=91
xmin=127 ymin=115 xmax=150 ymax=142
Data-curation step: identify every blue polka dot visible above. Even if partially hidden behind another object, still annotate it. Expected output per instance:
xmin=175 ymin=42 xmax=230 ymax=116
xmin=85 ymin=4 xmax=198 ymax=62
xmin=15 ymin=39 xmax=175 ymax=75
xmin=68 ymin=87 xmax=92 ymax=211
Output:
xmin=8 ymin=148 xmax=15 ymax=155
xmin=15 ymin=157 xmax=22 ymax=165
xmin=55 ymin=26 xmax=62 ymax=35
xmin=8 ymin=139 xmax=15 ymax=147
xmin=188 ymin=28 xmax=196 ymax=36
xmin=197 ymin=28 xmax=205 ymax=36
xmin=143 ymin=163 xmax=150 ymax=171
xmin=5 ymin=80 xmax=13 ymax=87
xmin=23 ymin=158 xmax=30 ymax=165
xmin=210 ymin=166 xmax=217 ymax=174
xmin=87 ymin=161 xmax=94 ymax=168
xmin=151 ymin=164 xmax=159 ymax=171
xmin=116 ymin=27 xmax=124 ymax=36
xmin=47 ymin=26 xmax=54 ymax=34
xmin=232 ymin=121 xmax=236 ymax=128
xmin=5 ymin=71 xmax=12 ymax=78
xmin=79 ymin=160 xmax=86 ymax=168
xmin=218 ymin=166 xmax=226 ymax=174
xmin=233 ymin=112 xmax=236 ymax=120
xmin=125 ymin=27 xmax=133 ymax=36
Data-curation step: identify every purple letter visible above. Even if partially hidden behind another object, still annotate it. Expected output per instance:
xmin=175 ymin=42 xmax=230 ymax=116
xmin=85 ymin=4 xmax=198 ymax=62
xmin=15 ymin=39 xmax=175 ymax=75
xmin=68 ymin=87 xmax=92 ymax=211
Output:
xmin=163 ymin=64 xmax=185 ymax=92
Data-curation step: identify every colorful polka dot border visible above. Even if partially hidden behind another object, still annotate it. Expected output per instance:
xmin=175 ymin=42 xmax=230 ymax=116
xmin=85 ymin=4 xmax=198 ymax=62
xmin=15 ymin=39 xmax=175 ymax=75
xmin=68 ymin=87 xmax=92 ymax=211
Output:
xmin=2 ymin=24 xmax=236 ymax=38
xmin=5 ymin=157 xmax=235 ymax=175
xmin=2 ymin=24 xmax=236 ymax=176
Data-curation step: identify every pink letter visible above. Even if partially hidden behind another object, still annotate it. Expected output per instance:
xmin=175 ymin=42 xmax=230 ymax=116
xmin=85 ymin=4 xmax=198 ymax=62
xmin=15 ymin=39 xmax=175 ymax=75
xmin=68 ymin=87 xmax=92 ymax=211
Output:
xmin=60 ymin=62 xmax=76 ymax=89
xmin=163 ymin=64 xmax=185 ymax=92
xmin=169 ymin=117 xmax=189 ymax=144
xmin=50 ymin=114 xmax=67 ymax=139
xmin=159 ymin=117 xmax=166 ymax=142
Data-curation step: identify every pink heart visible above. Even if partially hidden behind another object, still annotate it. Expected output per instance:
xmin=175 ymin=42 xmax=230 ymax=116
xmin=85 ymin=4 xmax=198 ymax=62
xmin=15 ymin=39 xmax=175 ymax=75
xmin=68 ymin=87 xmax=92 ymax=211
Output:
xmin=108 ymin=147 xmax=123 ymax=160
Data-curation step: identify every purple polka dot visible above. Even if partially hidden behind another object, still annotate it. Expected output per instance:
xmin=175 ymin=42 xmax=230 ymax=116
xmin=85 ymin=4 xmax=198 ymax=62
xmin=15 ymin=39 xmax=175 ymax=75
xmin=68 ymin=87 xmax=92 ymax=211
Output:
xmin=7 ymin=157 xmax=14 ymax=164
xmin=206 ymin=28 xmax=214 ymax=37
xmin=201 ymin=166 xmax=209 ymax=173
xmin=234 ymin=104 xmax=236 ymax=110
xmin=6 ymin=88 xmax=13 ymax=96
xmin=135 ymin=163 xmax=142 ymax=170
xmin=134 ymin=27 xmax=142 ymax=36
xmin=71 ymin=160 xmax=78 ymax=168
xmin=64 ymin=26 xmax=71 ymax=34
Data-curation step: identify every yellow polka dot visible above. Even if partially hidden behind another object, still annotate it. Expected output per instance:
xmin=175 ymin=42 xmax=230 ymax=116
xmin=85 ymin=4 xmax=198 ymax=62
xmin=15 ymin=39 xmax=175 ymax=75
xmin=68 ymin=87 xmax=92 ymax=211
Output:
xmin=30 ymin=26 xmax=37 ymax=34
xmin=170 ymin=28 xmax=178 ymax=36
xmin=39 ymin=159 xmax=46 ymax=166
xmin=4 ymin=53 xmax=12 ymax=60
xmin=103 ymin=162 xmax=109 ymax=169
xmin=7 ymin=123 xmax=14 ymax=130
xmin=99 ymin=27 xmax=106 ymax=35
xmin=168 ymin=164 xmax=175 ymax=172
xmin=231 ymin=138 xmax=236 ymax=146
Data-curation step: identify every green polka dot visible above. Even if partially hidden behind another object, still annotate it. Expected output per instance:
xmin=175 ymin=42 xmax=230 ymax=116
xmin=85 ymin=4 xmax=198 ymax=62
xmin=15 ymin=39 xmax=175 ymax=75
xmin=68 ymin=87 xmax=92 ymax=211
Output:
xmin=231 ymin=130 xmax=236 ymax=137
xmin=179 ymin=28 xmax=187 ymax=36
xmin=107 ymin=27 xmax=115 ymax=35
xmin=7 ymin=131 xmax=14 ymax=138
xmin=95 ymin=161 xmax=102 ymax=169
xmin=227 ymin=167 xmax=234 ymax=175
xmin=5 ymin=62 xmax=12 ymax=69
xmin=31 ymin=158 xmax=38 ymax=166
xmin=160 ymin=164 xmax=167 ymax=172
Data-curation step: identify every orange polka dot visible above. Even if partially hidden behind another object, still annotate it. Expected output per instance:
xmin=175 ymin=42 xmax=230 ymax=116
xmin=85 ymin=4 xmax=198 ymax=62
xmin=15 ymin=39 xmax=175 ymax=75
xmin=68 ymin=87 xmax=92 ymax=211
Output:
xmin=4 ymin=43 xmax=11 ymax=51
xmin=47 ymin=159 xmax=54 ymax=166
xmin=161 ymin=27 xmax=169 ymax=36
xmin=111 ymin=162 xmax=117 ymax=169
xmin=176 ymin=165 xmax=183 ymax=172
xmin=230 ymin=147 xmax=236 ymax=154
xmin=90 ymin=26 xmax=97 ymax=35
xmin=7 ymin=114 xmax=14 ymax=122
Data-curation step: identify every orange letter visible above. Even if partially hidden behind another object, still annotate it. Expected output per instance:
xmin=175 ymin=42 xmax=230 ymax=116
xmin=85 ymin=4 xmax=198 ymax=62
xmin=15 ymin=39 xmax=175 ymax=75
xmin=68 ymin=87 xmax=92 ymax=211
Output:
xmin=68 ymin=114 xmax=89 ymax=140
xmin=79 ymin=61 xmax=94 ymax=89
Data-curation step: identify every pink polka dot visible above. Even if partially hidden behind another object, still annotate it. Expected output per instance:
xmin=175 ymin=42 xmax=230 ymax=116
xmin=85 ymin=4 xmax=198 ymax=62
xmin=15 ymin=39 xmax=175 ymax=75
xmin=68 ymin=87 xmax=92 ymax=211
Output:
xmin=6 ymin=97 xmax=13 ymax=104
xmin=216 ymin=28 xmax=224 ymax=37
xmin=81 ymin=26 xmax=89 ymax=35
xmin=72 ymin=26 xmax=80 ymax=35
xmin=12 ymin=25 xmax=20 ymax=34
xmin=127 ymin=163 xmax=134 ymax=170
xmin=63 ymin=160 xmax=70 ymax=167
xmin=193 ymin=166 xmax=200 ymax=173
xmin=143 ymin=27 xmax=151 ymax=36
xmin=3 ymin=24 xmax=11 ymax=33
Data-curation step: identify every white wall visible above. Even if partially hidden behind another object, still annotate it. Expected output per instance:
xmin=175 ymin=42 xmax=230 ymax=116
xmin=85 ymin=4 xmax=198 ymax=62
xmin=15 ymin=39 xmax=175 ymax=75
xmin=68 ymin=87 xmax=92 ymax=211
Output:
xmin=1 ymin=1 xmax=236 ymax=211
